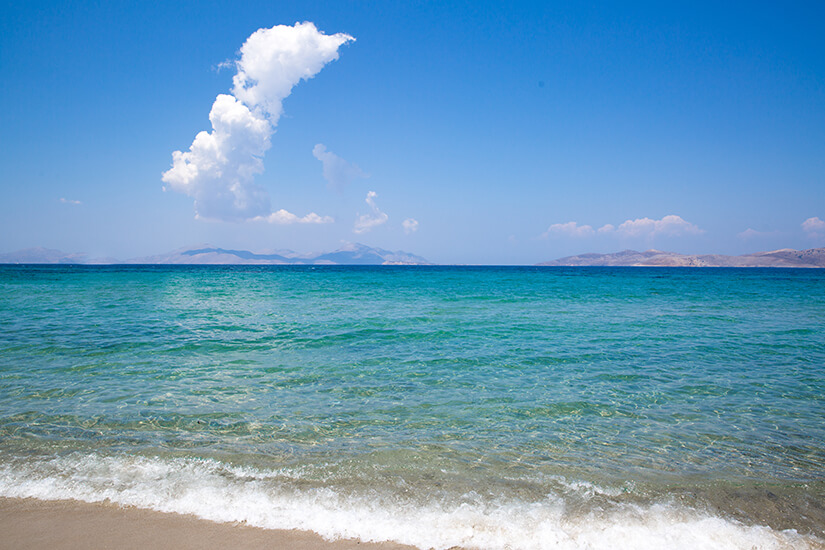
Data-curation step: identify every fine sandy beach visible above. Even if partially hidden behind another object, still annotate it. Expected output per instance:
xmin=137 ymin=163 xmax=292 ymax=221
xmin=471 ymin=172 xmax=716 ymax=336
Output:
xmin=0 ymin=498 xmax=418 ymax=550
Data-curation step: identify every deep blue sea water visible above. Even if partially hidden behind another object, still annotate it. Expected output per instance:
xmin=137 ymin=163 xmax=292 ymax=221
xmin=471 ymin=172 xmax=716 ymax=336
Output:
xmin=0 ymin=265 xmax=823 ymax=549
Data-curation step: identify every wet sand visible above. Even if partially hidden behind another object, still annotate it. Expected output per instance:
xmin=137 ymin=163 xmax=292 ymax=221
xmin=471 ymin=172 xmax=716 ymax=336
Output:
xmin=0 ymin=497 xmax=417 ymax=550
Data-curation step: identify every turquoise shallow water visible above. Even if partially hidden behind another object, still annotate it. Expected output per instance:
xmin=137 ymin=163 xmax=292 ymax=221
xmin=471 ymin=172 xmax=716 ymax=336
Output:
xmin=1 ymin=265 xmax=824 ymax=549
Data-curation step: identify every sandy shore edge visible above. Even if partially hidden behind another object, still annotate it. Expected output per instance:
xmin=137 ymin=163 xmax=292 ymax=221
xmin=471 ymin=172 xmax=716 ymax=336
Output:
xmin=0 ymin=497 xmax=418 ymax=550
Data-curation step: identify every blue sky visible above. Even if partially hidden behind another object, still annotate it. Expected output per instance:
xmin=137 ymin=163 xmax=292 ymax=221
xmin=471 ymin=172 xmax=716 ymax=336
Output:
xmin=1 ymin=1 xmax=823 ymax=264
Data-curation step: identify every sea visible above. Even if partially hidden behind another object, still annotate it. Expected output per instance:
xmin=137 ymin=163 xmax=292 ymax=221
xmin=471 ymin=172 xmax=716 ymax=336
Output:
xmin=0 ymin=265 xmax=823 ymax=549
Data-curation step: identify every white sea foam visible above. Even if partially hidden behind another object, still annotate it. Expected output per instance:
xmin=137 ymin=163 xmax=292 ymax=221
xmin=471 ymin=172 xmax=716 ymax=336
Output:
xmin=0 ymin=453 xmax=819 ymax=550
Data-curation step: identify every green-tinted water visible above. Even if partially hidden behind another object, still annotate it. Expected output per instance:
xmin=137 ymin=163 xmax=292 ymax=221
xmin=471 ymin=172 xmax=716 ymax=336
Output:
xmin=1 ymin=265 xmax=823 ymax=549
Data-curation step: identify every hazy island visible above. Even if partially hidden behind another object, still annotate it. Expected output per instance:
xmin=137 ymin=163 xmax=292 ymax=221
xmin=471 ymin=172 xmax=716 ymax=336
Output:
xmin=0 ymin=243 xmax=430 ymax=266
xmin=537 ymin=247 xmax=825 ymax=268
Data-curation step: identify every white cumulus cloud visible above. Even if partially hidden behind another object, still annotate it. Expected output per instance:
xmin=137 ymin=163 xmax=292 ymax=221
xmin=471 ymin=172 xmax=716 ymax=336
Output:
xmin=354 ymin=191 xmax=388 ymax=234
xmin=162 ymin=22 xmax=354 ymax=223
xmin=163 ymin=94 xmax=273 ymax=221
xmin=615 ymin=215 xmax=703 ymax=238
xmin=313 ymin=144 xmax=367 ymax=191
xmin=59 ymin=198 xmax=82 ymax=205
xmin=402 ymin=218 xmax=419 ymax=234
xmin=542 ymin=215 xmax=703 ymax=239
xmin=254 ymin=209 xmax=334 ymax=225
xmin=232 ymin=23 xmax=354 ymax=120
xmin=802 ymin=217 xmax=825 ymax=238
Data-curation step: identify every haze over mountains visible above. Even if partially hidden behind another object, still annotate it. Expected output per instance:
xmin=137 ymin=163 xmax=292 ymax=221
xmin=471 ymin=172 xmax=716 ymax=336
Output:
xmin=537 ymin=248 xmax=825 ymax=268
xmin=3 ymin=245 xmax=825 ymax=267
xmin=0 ymin=243 xmax=430 ymax=265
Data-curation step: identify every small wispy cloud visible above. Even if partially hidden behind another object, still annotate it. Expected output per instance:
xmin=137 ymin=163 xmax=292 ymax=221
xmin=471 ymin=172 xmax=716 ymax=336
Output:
xmin=802 ymin=216 xmax=825 ymax=239
xmin=542 ymin=221 xmax=595 ymax=238
xmin=738 ymin=228 xmax=778 ymax=240
xmin=163 ymin=22 xmax=353 ymax=223
xmin=354 ymin=191 xmax=388 ymax=233
xmin=543 ymin=215 xmax=703 ymax=239
xmin=402 ymin=218 xmax=419 ymax=234
xmin=59 ymin=198 xmax=82 ymax=205
xmin=313 ymin=144 xmax=367 ymax=191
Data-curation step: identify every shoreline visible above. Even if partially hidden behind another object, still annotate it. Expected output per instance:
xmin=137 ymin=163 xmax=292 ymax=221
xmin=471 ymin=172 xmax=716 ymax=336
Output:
xmin=0 ymin=497 xmax=418 ymax=550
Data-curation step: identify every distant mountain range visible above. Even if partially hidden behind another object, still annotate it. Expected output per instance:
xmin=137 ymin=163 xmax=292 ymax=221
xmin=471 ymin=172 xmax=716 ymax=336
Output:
xmin=537 ymin=247 xmax=825 ymax=268
xmin=0 ymin=243 xmax=431 ymax=266
xmin=5 ymin=245 xmax=825 ymax=267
